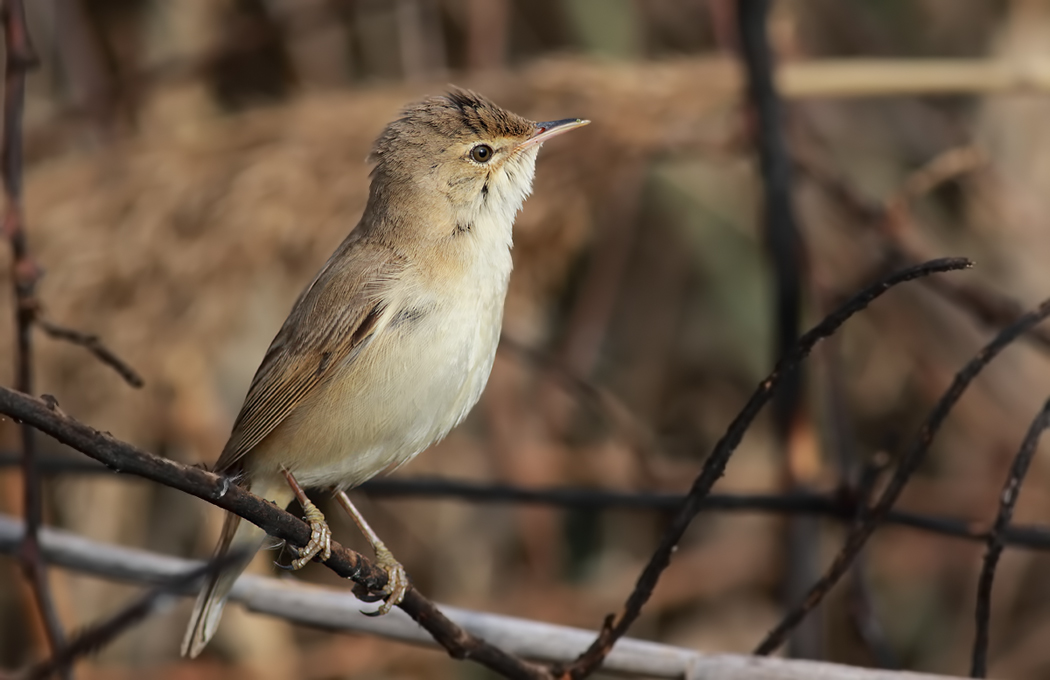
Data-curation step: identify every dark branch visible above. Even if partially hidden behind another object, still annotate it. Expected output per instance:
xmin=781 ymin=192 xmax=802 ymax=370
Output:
xmin=5 ymin=456 xmax=1050 ymax=552
xmin=755 ymin=297 xmax=1050 ymax=655
xmin=20 ymin=549 xmax=249 ymax=680
xmin=0 ymin=0 xmax=69 ymax=670
xmin=1 ymin=2 xmax=139 ymax=671
xmin=0 ymin=386 xmax=551 ymax=680
xmin=553 ymin=258 xmax=972 ymax=679
xmin=36 ymin=318 xmax=143 ymax=388
xmin=970 ymin=396 xmax=1050 ymax=677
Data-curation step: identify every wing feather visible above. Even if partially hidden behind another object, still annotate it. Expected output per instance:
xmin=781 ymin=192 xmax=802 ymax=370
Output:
xmin=214 ymin=236 xmax=402 ymax=472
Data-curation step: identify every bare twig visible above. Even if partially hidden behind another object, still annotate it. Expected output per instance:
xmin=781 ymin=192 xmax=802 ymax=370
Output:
xmin=0 ymin=516 xmax=973 ymax=680
xmin=19 ymin=549 xmax=249 ymax=680
xmin=970 ymin=397 xmax=1050 ymax=678
xmin=0 ymin=260 xmax=972 ymax=679
xmin=821 ymin=300 xmax=895 ymax=666
xmin=846 ymin=457 xmax=898 ymax=669
xmin=0 ymin=0 xmax=68 ymax=670
xmin=553 ymin=258 xmax=972 ymax=679
xmin=3 ymin=4 xmax=141 ymax=671
xmin=0 ymin=387 xmax=550 ymax=680
xmin=35 ymin=318 xmax=143 ymax=388
xmin=755 ymin=297 xmax=1050 ymax=655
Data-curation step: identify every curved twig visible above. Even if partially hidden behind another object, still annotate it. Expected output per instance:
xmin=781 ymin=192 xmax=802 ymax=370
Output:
xmin=970 ymin=396 xmax=1050 ymax=677
xmin=554 ymin=258 xmax=972 ymax=679
xmin=755 ymin=297 xmax=1050 ymax=655
xmin=36 ymin=318 xmax=143 ymax=388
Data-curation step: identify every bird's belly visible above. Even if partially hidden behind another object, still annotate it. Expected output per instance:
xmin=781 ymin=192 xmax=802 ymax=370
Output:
xmin=254 ymin=292 xmax=503 ymax=489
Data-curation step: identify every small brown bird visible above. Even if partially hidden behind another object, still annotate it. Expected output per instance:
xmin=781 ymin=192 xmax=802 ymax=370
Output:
xmin=182 ymin=90 xmax=588 ymax=657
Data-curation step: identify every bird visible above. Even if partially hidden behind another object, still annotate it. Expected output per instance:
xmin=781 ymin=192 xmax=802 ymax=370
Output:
xmin=181 ymin=89 xmax=589 ymax=658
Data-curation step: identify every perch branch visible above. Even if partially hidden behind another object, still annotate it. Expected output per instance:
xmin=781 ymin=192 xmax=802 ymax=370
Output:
xmin=0 ymin=386 xmax=550 ymax=680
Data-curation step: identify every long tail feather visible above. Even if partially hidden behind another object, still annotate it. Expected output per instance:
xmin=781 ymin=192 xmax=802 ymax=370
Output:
xmin=181 ymin=481 xmax=291 ymax=658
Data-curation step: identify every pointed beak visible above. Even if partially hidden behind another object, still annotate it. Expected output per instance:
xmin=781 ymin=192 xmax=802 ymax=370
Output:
xmin=517 ymin=118 xmax=590 ymax=150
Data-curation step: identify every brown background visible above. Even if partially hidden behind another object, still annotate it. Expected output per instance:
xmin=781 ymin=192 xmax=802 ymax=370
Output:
xmin=3 ymin=1 xmax=1050 ymax=678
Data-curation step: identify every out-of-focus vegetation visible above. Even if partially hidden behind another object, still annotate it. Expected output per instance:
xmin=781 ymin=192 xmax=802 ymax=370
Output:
xmin=3 ymin=0 xmax=1050 ymax=678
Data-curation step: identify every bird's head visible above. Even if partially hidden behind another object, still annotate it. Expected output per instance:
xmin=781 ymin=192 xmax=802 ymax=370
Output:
xmin=366 ymin=90 xmax=588 ymax=240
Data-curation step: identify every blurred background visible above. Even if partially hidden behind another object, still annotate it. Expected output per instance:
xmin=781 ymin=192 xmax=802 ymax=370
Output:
xmin=3 ymin=0 xmax=1050 ymax=678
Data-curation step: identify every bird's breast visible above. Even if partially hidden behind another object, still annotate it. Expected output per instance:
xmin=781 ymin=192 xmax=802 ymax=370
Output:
xmin=266 ymin=224 xmax=512 ymax=489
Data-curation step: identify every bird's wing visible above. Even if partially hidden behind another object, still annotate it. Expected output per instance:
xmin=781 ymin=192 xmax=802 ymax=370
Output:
xmin=214 ymin=237 xmax=403 ymax=472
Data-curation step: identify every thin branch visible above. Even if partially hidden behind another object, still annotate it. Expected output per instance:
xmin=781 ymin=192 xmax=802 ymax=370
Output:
xmin=553 ymin=258 xmax=972 ymax=679
xmin=20 ymin=549 xmax=250 ymax=680
xmin=35 ymin=318 xmax=143 ymax=388
xmin=0 ymin=0 xmax=68 ymax=671
xmin=3 ymin=456 xmax=1050 ymax=551
xmin=755 ymin=297 xmax=1050 ymax=655
xmin=970 ymin=397 xmax=1050 ymax=677
xmin=821 ymin=307 xmax=896 ymax=665
xmin=0 ymin=516 xmax=978 ymax=680
xmin=845 ymin=457 xmax=898 ymax=669
xmin=0 ymin=387 xmax=550 ymax=680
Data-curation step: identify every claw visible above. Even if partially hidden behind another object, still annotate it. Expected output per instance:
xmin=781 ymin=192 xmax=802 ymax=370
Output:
xmin=289 ymin=497 xmax=332 ymax=570
xmin=363 ymin=545 xmax=408 ymax=615
xmin=332 ymin=489 xmax=409 ymax=615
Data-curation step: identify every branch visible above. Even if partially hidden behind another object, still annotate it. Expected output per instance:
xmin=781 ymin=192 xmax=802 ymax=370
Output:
xmin=970 ymin=396 xmax=1050 ymax=677
xmin=0 ymin=0 xmax=69 ymax=670
xmin=35 ymin=318 xmax=143 ymax=388
xmin=755 ymin=297 xmax=1050 ymax=655
xmin=0 ymin=516 xmax=975 ymax=680
xmin=553 ymin=258 xmax=972 ymax=678
xmin=19 ymin=549 xmax=248 ymax=680
xmin=5 ymin=457 xmax=1050 ymax=551
xmin=0 ymin=387 xmax=549 ymax=680
xmin=2 ymin=3 xmax=142 ymax=671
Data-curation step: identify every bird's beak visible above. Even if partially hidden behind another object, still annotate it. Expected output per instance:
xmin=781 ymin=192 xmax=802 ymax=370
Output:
xmin=517 ymin=118 xmax=590 ymax=150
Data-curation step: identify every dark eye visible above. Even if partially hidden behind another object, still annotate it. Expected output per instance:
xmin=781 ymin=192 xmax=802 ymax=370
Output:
xmin=470 ymin=144 xmax=493 ymax=163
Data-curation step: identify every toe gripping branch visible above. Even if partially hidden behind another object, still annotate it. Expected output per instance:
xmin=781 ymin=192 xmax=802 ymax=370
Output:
xmin=335 ymin=489 xmax=408 ymax=615
xmin=280 ymin=468 xmax=333 ymax=570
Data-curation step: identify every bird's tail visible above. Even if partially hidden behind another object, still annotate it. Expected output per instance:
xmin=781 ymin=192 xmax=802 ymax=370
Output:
xmin=181 ymin=480 xmax=291 ymax=658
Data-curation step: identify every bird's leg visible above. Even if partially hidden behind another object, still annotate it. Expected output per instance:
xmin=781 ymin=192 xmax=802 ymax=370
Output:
xmin=280 ymin=468 xmax=332 ymax=569
xmin=334 ymin=489 xmax=408 ymax=615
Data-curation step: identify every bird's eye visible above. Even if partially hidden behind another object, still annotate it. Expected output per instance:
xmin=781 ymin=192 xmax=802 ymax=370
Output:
xmin=470 ymin=144 xmax=493 ymax=163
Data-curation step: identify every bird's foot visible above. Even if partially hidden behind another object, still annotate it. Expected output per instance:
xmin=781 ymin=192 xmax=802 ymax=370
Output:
xmin=360 ymin=542 xmax=408 ymax=616
xmin=290 ymin=498 xmax=332 ymax=569
xmin=331 ymin=489 xmax=408 ymax=614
